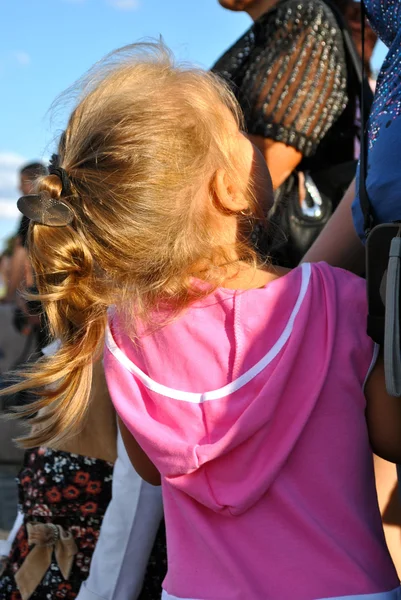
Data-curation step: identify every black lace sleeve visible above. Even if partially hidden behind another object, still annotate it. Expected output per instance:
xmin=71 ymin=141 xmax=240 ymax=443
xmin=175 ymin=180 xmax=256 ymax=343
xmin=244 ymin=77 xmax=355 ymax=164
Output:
xmin=214 ymin=0 xmax=348 ymax=157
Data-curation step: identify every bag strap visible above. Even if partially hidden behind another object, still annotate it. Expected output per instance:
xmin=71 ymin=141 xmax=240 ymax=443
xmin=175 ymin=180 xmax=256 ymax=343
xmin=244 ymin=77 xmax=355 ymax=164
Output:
xmin=358 ymin=0 xmax=376 ymax=236
xmin=324 ymin=0 xmax=373 ymax=119
xmin=324 ymin=0 xmax=374 ymax=229
xmin=384 ymin=236 xmax=401 ymax=396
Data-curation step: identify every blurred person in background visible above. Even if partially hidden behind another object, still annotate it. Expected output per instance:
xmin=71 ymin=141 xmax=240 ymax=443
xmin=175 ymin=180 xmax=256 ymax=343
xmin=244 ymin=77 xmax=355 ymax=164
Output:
xmin=0 ymin=162 xmax=48 ymax=368
xmin=0 ymin=239 xmax=15 ymax=301
xmin=0 ymin=237 xmax=19 ymax=301
xmin=0 ymin=163 xmax=46 ymax=536
xmin=4 ymin=163 xmax=46 ymax=305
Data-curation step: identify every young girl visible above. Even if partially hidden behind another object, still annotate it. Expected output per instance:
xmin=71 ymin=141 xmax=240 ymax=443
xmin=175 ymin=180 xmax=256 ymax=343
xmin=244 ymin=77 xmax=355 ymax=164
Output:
xmin=9 ymin=43 xmax=401 ymax=599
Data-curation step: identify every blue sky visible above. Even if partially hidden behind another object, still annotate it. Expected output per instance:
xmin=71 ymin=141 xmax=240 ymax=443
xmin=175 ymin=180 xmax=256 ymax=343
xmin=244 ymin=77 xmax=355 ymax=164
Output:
xmin=0 ymin=0 xmax=387 ymax=248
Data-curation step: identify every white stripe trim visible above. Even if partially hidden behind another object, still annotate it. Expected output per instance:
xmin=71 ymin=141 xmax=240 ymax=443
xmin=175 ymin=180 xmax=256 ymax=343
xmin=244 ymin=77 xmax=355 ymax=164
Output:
xmin=363 ymin=343 xmax=380 ymax=391
xmin=162 ymin=592 xmax=195 ymax=600
xmin=161 ymin=587 xmax=401 ymax=600
xmin=105 ymin=263 xmax=312 ymax=404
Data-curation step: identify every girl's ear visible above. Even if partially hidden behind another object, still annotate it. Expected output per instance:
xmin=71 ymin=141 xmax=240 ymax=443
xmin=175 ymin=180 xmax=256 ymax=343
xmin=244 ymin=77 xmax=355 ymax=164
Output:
xmin=213 ymin=168 xmax=249 ymax=214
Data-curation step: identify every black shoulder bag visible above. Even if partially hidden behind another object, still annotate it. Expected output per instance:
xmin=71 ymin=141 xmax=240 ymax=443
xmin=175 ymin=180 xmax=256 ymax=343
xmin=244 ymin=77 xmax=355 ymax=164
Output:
xmin=266 ymin=0 xmax=374 ymax=268
xmin=359 ymin=2 xmax=401 ymax=396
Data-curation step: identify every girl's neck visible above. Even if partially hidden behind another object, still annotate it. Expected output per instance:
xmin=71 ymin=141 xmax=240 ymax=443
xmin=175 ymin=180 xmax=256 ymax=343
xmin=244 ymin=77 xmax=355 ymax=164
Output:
xmin=245 ymin=0 xmax=280 ymax=21
xmin=222 ymin=262 xmax=289 ymax=290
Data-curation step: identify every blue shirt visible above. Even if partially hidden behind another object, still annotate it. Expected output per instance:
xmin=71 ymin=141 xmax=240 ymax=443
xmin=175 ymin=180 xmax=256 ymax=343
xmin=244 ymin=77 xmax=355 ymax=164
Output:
xmin=352 ymin=0 xmax=401 ymax=240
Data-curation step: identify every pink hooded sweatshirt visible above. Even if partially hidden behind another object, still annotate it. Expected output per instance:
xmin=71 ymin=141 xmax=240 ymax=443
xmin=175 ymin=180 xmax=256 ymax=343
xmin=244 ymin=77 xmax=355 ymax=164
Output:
xmin=104 ymin=262 xmax=400 ymax=600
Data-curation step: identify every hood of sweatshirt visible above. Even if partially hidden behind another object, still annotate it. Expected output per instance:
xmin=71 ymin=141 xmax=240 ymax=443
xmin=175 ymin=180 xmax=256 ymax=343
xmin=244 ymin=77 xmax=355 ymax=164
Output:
xmin=104 ymin=263 xmax=349 ymax=516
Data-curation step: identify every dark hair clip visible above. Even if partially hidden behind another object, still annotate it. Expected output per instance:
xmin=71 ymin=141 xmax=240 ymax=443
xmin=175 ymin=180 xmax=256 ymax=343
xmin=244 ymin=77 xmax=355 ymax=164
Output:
xmin=17 ymin=192 xmax=74 ymax=227
xmin=48 ymin=153 xmax=72 ymax=197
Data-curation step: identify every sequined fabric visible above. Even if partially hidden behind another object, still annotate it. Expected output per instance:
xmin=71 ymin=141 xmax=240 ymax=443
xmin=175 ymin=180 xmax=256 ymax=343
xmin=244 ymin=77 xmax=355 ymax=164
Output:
xmin=212 ymin=0 xmax=356 ymax=170
xmin=365 ymin=0 xmax=401 ymax=148
xmin=352 ymin=0 xmax=401 ymax=239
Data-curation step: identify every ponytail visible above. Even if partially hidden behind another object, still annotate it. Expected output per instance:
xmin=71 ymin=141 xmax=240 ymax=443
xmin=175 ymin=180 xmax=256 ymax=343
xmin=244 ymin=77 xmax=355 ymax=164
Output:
xmin=5 ymin=172 xmax=108 ymax=448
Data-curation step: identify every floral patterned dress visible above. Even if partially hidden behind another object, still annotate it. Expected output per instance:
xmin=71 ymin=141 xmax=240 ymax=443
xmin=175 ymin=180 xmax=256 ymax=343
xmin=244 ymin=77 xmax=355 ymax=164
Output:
xmin=0 ymin=447 xmax=113 ymax=600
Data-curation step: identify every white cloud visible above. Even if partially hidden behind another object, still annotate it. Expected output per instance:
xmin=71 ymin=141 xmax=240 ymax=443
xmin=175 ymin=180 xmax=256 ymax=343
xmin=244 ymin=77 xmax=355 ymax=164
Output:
xmin=0 ymin=152 xmax=25 ymax=170
xmin=107 ymin=0 xmax=140 ymax=10
xmin=13 ymin=51 xmax=31 ymax=66
xmin=0 ymin=152 xmax=26 ymax=219
xmin=0 ymin=152 xmax=26 ymax=196
xmin=0 ymin=200 xmax=20 ymax=219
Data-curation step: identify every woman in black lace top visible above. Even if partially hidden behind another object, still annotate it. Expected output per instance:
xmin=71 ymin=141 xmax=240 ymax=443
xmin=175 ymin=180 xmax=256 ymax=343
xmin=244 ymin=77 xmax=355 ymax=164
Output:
xmin=212 ymin=0 xmax=356 ymax=191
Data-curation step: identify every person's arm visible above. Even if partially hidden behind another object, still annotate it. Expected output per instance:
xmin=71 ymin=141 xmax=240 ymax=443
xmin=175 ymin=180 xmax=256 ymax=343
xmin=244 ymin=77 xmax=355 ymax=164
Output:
xmin=119 ymin=418 xmax=161 ymax=486
xmin=238 ymin=2 xmax=348 ymax=190
xmin=4 ymin=243 xmax=28 ymax=303
xmin=366 ymin=351 xmax=401 ymax=464
xmin=301 ymin=179 xmax=366 ymax=274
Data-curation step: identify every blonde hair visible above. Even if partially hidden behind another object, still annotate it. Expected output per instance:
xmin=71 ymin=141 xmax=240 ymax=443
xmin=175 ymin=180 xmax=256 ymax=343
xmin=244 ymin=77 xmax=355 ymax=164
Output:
xmin=8 ymin=43 xmax=265 ymax=448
